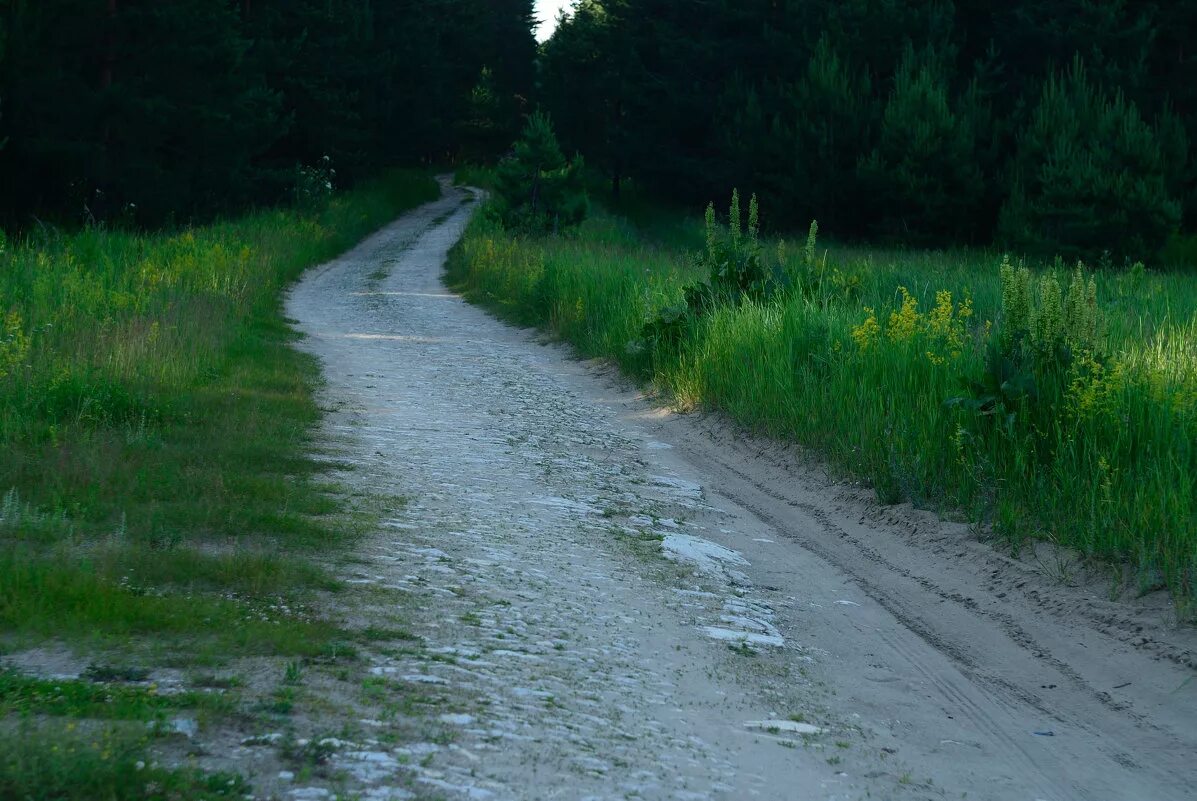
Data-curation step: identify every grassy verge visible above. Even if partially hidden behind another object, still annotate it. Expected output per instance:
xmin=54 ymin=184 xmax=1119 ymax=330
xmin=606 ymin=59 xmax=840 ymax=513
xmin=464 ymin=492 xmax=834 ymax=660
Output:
xmin=1 ymin=169 xmax=436 ymax=651
xmin=0 ymin=170 xmax=438 ymax=786
xmin=446 ymin=200 xmax=1197 ymax=614
xmin=1 ymin=720 xmax=250 ymax=801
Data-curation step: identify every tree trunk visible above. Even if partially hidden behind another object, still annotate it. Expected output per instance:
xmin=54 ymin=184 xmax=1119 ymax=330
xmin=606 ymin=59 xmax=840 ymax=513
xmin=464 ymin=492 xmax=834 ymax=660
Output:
xmin=530 ymin=166 xmax=541 ymax=217
xmin=101 ymin=0 xmax=116 ymax=89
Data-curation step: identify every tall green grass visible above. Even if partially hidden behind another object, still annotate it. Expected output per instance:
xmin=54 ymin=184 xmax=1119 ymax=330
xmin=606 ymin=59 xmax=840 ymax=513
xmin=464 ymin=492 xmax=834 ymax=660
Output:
xmin=0 ymin=169 xmax=439 ymax=651
xmin=447 ymin=207 xmax=1197 ymax=613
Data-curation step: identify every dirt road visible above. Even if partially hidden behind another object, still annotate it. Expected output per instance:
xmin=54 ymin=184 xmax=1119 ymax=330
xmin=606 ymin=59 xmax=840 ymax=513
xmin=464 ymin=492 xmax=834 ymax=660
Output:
xmin=286 ymin=180 xmax=1197 ymax=801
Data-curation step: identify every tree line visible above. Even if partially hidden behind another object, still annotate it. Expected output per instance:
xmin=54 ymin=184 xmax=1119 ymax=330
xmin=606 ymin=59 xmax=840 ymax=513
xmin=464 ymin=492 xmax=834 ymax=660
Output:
xmin=6 ymin=1 xmax=1196 ymax=262
xmin=0 ymin=0 xmax=536 ymax=227
xmin=540 ymin=0 xmax=1197 ymax=260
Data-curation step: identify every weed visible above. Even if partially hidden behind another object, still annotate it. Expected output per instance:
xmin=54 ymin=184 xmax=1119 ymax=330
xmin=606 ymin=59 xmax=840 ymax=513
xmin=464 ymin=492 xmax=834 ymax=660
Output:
xmin=727 ymin=642 xmax=757 ymax=657
xmin=283 ymin=661 xmax=304 ymax=686
xmin=279 ymin=731 xmax=337 ymax=775
xmin=81 ymin=664 xmax=152 ymax=683
xmin=260 ymin=685 xmax=297 ymax=716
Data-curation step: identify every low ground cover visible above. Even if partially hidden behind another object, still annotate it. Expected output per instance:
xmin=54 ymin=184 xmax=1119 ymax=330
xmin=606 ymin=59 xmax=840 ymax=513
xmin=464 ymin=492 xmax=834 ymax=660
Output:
xmin=0 ymin=170 xmax=439 ymax=788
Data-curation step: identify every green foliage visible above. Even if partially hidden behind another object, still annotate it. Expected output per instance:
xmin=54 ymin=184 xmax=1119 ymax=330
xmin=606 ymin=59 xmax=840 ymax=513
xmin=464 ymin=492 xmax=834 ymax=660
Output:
xmin=781 ymin=221 xmax=865 ymax=305
xmin=949 ymin=259 xmax=1104 ymax=439
xmin=541 ymin=1 xmax=1197 ymax=252
xmin=293 ymin=155 xmax=337 ymax=211
xmin=0 ymin=170 xmax=437 ymax=652
xmin=459 ymin=67 xmax=507 ymax=163
xmin=696 ymin=190 xmax=776 ymax=302
xmin=857 ymin=48 xmax=982 ymax=241
xmin=454 ymin=164 xmax=499 ymax=191
xmin=0 ymin=0 xmax=535 ymax=226
xmin=451 ymin=198 xmax=1197 ymax=613
xmin=0 ymin=312 xmax=29 ymax=381
xmin=493 ymin=112 xmax=588 ymax=234
xmin=1162 ymin=234 xmax=1197 ymax=270
xmin=638 ymin=191 xmax=780 ymax=359
xmin=999 ymin=59 xmax=1181 ymax=261
xmin=1000 ymin=259 xmax=1104 ymax=365
xmin=0 ymin=669 xmax=230 ymax=721
xmin=786 ymin=36 xmax=877 ymax=232
xmin=540 ymin=0 xmax=631 ymax=197
xmin=0 ymin=723 xmax=247 ymax=801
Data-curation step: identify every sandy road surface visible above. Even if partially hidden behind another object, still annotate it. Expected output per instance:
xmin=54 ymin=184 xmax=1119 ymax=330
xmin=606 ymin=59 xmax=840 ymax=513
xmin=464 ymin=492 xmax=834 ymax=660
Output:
xmin=286 ymin=179 xmax=1197 ymax=801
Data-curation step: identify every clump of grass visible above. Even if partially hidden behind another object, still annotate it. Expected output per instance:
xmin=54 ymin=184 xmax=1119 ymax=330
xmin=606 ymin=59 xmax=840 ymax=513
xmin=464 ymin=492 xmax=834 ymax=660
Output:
xmin=277 ymin=731 xmax=338 ymax=779
xmin=0 ymin=669 xmax=233 ymax=721
xmin=447 ymin=199 xmax=1197 ymax=613
xmin=0 ymin=170 xmax=438 ymax=652
xmin=0 ymin=722 xmax=247 ymax=801
xmin=282 ymin=660 xmax=304 ymax=686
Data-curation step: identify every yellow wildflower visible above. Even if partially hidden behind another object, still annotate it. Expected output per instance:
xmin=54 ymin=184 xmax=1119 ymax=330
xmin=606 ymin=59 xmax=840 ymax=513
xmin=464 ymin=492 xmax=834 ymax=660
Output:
xmin=886 ymin=287 xmax=920 ymax=342
xmin=927 ymin=290 xmax=954 ymax=338
xmin=851 ymin=307 xmax=881 ymax=350
xmin=0 ymin=312 xmax=30 ymax=380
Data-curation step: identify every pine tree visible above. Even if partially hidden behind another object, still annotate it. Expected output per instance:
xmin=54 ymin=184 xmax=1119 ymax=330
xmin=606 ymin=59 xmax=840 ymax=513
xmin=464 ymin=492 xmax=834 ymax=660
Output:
xmin=540 ymin=0 xmax=630 ymax=199
xmin=106 ymin=0 xmax=281 ymax=220
xmin=717 ymin=81 xmax=793 ymax=223
xmin=1 ymin=0 xmax=111 ymax=223
xmin=856 ymin=47 xmax=982 ymax=242
xmin=816 ymin=0 xmax=956 ymax=87
xmin=492 ymin=112 xmax=588 ymax=233
xmin=999 ymin=58 xmax=1180 ymax=260
xmin=787 ymin=35 xmax=876 ymax=235
xmin=0 ymin=0 xmax=541 ymax=226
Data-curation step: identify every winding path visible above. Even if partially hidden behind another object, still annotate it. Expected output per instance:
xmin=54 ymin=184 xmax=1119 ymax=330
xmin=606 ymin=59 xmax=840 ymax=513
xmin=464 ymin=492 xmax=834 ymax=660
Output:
xmin=285 ymin=180 xmax=1197 ymax=801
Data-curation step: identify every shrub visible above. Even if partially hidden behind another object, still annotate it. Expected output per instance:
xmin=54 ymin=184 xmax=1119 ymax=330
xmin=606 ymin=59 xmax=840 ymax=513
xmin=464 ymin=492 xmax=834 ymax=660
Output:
xmin=637 ymin=191 xmax=783 ymax=360
xmin=950 ymin=257 xmax=1104 ymax=440
xmin=492 ymin=112 xmax=588 ymax=234
xmin=999 ymin=58 xmax=1180 ymax=262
